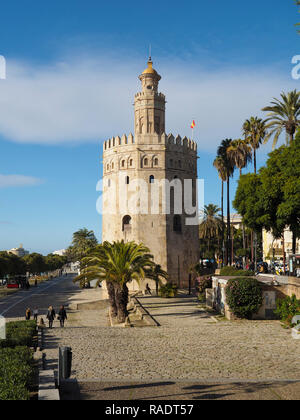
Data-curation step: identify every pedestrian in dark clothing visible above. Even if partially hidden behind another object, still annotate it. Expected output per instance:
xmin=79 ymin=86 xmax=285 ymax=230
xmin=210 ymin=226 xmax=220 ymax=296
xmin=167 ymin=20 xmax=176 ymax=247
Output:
xmin=46 ymin=306 xmax=56 ymax=329
xmin=25 ymin=308 xmax=31 ymax=320
xmin=33 ymin=308 xmax=39 ymax=322
xmin=58 ymin=306 xmax=67 ymax=328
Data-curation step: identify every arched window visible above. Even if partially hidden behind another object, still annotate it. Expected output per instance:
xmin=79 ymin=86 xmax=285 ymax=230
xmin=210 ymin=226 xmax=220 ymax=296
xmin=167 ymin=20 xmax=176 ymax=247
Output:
xmin=112 ymin=162 xmax=114 ymax=170
xmin=149 ymin=175 xmax=155 ymax=184
xmin=173 ymin=215 xmax=182 ymax=233
xmin=106 ymin=164 xmax=109 ymax=171
xmin=178 ymin=160 xmax=182 ymax=168
xmin=122 ymin=215 xmax=132 ymax=232
xmin=154 ymin=158 xmax=158 ymax=166
xmin=144 ymin=158 xmax=148 ymax=166
xmin=121 ymin=160 xmax=125 ymax=168
xmin=129 ymin=159 xmax=133 ymax=166
xmin=170 ymin=159 xmax=173 ymax=167
xmin=125 ymin=176 xmax=130 ymax=185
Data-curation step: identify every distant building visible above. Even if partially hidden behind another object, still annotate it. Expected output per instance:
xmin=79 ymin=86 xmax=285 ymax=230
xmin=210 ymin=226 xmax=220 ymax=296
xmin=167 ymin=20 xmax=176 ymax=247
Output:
xmin=8 ymin=244 xmax=29 ymax=258
xmin=263 ymin=228 xmax=300 ymax=262
xmin=53 ymin=249 xmax=66 ymax=256
xmin=226 ymin=214 xmax=243 ymax=230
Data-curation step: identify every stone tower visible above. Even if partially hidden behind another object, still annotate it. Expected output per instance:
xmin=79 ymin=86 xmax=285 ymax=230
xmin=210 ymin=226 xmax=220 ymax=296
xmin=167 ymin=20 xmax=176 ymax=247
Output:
xmin=102 ymin=58 xmax=199 ymax=288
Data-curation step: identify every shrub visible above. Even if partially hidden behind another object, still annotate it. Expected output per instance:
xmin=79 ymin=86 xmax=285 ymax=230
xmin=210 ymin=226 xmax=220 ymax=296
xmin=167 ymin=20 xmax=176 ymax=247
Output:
xmin=220 ymin=266 xmax=255 ymax=277
xmin=225 ymin=277 xmax=263 ymax=319
xmin=274 ymin=294 xmax=300 ymax=327
xmin=159 ymin=283 xmax=178 ymax=298
xmin=0 ymin=346 xmax=34 ymax=400
xmin=195 ymin=276 xmax=212 ymax=301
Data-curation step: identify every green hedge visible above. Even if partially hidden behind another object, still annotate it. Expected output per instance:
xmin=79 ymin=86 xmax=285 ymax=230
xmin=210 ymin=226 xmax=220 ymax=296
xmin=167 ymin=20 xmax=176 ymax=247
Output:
xmin=0 ymin=320 xmax=36 ymax=348
xmin=220 ymin=266 xmax=255 ymax=277
xmin=225 ymin=277 xmax=263 ymax=319
xmin=0 ymin=346 xmax=34 ymax=400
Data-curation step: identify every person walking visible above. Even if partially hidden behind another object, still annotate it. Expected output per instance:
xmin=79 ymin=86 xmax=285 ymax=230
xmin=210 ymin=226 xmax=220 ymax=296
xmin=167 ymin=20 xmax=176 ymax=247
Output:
xmin=25 ymin=307 xmax=31 ymax=320
xmin=33 ymin=308 xmax=39 ymax=322
xmin=46 ymin=306 xmax=56 ymax=329
xmin=58 ymin=305 xmax=67 ymax=328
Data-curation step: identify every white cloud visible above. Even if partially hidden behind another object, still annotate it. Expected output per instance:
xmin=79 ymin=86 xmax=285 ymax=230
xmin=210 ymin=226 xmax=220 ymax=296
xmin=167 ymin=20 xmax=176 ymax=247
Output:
xmin=0 ymin=174 xmax=43 ymax=188
xmin=0 ymin=54 xmax=296 ymax=151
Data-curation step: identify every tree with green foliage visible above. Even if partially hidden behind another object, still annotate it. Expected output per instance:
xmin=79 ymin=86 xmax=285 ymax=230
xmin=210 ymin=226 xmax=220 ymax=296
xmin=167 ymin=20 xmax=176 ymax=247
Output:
xmin=227 ymin=139 xmax=252 ymax=176
xmin=242 ymin=117 xmax=266 ymax=174
xmin=262 ymin=90 xmax=300 ymax=148
xmin=199 ymin=204 xmax=222 ymax=257
xmin=74 ymin=241 xmax=155 ymax=323
xmin=213 ymin=156 xmax=227 ymax=257
xmin=66 ymin=228 xmax=98 ymax=261
xmin=215 ymin=139 xmax=235 ymax=265
xmin=23 ymin=253 xmax=47 ymax=275
xmin=145 ymin=264 xmax=168 ymax=296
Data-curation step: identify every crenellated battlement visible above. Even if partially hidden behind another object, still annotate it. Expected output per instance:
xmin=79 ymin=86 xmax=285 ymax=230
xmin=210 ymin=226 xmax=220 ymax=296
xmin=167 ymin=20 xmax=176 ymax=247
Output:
xmin=134 ymin=91 xmax=165 ymax=100
xmin=103 ymin=133 xmax=197 ymax=153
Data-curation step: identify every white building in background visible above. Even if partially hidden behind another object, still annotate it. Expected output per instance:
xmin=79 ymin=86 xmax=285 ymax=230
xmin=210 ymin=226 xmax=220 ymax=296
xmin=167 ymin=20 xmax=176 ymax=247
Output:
xmin=53 ymin=249 xmax=66 ymax=256
xmin=263 ymin=228 xmax=300 ymax=263
xmin=8 ymin=244 xmax=29 ymax=257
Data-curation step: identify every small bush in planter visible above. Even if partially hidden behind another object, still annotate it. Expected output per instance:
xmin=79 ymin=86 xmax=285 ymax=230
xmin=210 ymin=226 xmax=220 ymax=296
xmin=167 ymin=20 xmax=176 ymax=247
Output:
xmin=225 ymin=277 xmax=263 ymax=319
xmin=159 ymin=283 xmax=178 ymax=298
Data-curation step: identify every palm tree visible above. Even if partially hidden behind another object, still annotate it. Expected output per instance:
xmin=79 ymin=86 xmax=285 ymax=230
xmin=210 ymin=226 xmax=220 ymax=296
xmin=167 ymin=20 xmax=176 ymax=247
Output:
xmin=262 ymin=90 xmax=300 ymax=149
xmin=216 ymin=139 xmax=235 ymax=265
xmin=243 ymin=117 xmax=266 ymax=174
xmin=227 ymin=139 xmax=252 ymax=176
xmin=145 ymin=264 xmax=168 ymax=296
xmin=213 ymin=156 xmax=227 ymax=243
xmin=74 ymin=241 xmax=155 ymax=323
xmin=199 ymin=204 xmax=222 ymax=256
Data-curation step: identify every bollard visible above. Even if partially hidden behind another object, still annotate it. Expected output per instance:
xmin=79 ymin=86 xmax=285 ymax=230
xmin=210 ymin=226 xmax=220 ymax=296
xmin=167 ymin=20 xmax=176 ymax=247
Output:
xmin=58 ymin=346 xmax=72 ymax=387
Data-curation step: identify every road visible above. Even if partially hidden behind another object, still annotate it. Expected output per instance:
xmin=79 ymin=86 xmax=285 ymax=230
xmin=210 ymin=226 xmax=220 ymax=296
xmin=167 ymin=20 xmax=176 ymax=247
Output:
xmin=0 ymin=275 xmax=78 ymax=319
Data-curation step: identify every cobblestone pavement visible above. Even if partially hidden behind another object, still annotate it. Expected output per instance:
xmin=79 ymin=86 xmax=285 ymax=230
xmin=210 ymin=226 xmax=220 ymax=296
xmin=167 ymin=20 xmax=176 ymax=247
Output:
xmin=45 ymin=293 xmax=300 ymax=382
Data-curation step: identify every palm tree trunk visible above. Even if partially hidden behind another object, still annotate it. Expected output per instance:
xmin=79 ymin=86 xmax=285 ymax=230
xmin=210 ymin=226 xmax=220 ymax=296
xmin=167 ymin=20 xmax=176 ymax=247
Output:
xmin=251 ymin=230 xmax=254 ymax=264
xmin=282 ymin=233 xmax=286 ymax=275
xmin=221 ymin=181 xmax=224 ymax=266
xmin=292 ymin=228 xmax=297 ymax=255
xmin=106 ymin=281 xmax=118 ymax=318
xmin=242 ymin=223 xmax=246 ymax=269
xmin=227 ymin=176 xmax=231 ymax=266
xmin=254 ymin=149 xmax=257 ymax=174
xmin=115 ymin=283 xmax=129 ymax=323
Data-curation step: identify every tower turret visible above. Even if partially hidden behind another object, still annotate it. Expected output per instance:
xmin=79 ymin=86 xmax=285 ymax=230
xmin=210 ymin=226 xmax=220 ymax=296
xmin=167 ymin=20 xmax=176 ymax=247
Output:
xmin=134 ymin=58 xmax=166 ymax=137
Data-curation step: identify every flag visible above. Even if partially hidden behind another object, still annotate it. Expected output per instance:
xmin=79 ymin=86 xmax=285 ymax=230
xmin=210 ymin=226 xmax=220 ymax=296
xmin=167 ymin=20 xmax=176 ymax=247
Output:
xmin=190 ymin=120 xmax=196 ymax=129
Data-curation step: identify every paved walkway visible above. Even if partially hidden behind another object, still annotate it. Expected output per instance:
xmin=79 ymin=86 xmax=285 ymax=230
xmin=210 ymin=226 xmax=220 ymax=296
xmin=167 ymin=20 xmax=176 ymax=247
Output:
xmin=43 ymin=291 xmax=300 ymax=385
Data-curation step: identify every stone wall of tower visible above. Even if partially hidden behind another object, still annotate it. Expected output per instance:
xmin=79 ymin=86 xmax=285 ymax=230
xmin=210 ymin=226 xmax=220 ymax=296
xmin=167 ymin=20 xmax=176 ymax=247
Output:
xmin=102 ymin=60 xmax=199 ymax=289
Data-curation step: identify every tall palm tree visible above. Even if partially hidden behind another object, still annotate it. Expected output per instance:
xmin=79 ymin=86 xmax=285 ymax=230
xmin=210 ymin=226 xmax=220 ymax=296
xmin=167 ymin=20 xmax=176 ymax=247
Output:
xmin=199 ymin=204 xmax=222 ymax=255
xmin=243 ymin=117 xmax=266 ymax=174
xmin=74 ymin=241 xmax=155 ymax=323
xmin=227 ymin=139 xmax=252 ymax=176
xmin=213 ymin=156 xmax=228 ymax=265
xmin=213 ymin=156 xmax=227 ymax=237
xmin=216 ymin=139 xmax=235 ymax=265
xmin=262 ymin=90 xmax=300 ymax=149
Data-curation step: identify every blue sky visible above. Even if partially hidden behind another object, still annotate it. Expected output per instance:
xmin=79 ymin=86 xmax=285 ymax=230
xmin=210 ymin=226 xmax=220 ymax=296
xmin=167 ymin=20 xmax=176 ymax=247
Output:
xmin=0 ymin=0 xmax=299 ymax=254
